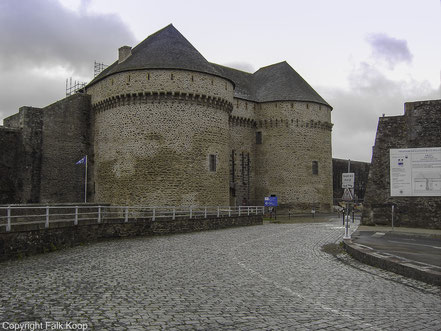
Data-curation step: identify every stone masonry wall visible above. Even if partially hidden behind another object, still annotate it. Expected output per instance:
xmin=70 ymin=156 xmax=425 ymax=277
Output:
xmin=39 ymin=94 xmax=91 ymax=203
xmin=362 ymin=99 xmax=441 ymax=229
xmin=228 ymin=98 xmax=257 ymax=206
xmin=0 ymin=128 xmax=22 ymax=203
xmin=254 ymin=101 xmax=333 ymax=212
xmin=0 ymin=215 xmax=263 ymax=262
xmin=3 ymin=107 xmax=43 ymax=203
xmin=89 ymin=70 xmax=234 ymax=206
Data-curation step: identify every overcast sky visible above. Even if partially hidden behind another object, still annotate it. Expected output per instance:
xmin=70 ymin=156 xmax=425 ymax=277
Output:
xmin=1 ymin=0 xmax=440 ymax=162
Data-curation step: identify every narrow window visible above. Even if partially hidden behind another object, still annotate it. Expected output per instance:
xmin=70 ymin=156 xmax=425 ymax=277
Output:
xmin=127 ymin=75 xmax=131 ymax=82
xmin=306 ymin=103 xmax=309 ymax=109
xmin=171 ymin=73 xmax=174 ymax=80
xmin=209 ymin=154 xmax=217 ymax=172
xmin=312 ymin=161 xmax=318 ymax=175
xmin=147 ymin=73 xmax=150 ymax=80
xmin=256 ymin=131 xmax=262 ymax=144
xmin=231 ymin=150 xmax=235 ymax=182
xmin=241 ymin=152 xmax=245 ymax=182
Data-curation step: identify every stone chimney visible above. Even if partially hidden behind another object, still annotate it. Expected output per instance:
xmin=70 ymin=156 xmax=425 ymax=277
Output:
xmin=118 ymin=46 xmax=132 ymax=63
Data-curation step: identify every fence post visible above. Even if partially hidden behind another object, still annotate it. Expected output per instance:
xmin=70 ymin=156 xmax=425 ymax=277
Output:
xmin=247 ymin=206 xmax=250 ymax=216
xmin=238 ymin=206 xmax=241 ymax=216
xmin=228 ymin=207 xmax=231 ymax=217
xmin=255 ymin=206 xmax=258 ymax=215
xmin=45 ymin=206 xmax=50 ymax=229
xmin=217 ymin=206 xmax=220 ymax=218
xmin=173 ymin=207 xmax=176 ymax=220
xmin=204 ymin=207 xmax=207 ymax=218
xmin=152 ymin=208 xmax=156 ymax=221
xmin=6 ymin=206 xmax=11 ymax=232
xmin=98 ymin=206 xmax=102 ymax=223
xmin=190 ymin=206 xmax=192 ymax=219
xmin=125 ymin=207 xmax=128 ymax=223
xmin=74 ymin=206 xmax=78 ymax=225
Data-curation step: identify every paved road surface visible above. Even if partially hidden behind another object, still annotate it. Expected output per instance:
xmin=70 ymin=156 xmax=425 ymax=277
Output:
xmin=1 ymin=218 xmax=440 ymax=330
xmin=352 ymin=230 xmax=441 ymax=267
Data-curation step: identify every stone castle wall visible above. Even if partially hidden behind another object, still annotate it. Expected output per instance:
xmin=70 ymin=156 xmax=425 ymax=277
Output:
xmin=254 ymin=101 xmax=333 ymax=211
xmin=88 ymin=70 xmax=234 ymax=206
xmin=362 ymin=99 xmax=441 ymax=229
xmin=0 ymin=128 xmax=23 ymax=204
xmin=4 ymin=107 xmax=43 ymax=203
xmin=2 ymin=95 xmax=91 ymax=204
xmin=39 ymin=94 xmax=91 ymax=203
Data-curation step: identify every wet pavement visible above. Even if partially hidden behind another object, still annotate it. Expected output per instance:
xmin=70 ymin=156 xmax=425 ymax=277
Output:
xmin=1 ymin=218 xmax=440 ymax=330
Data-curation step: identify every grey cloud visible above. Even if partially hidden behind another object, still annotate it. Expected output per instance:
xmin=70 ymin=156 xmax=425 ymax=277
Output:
xmin=222 ymin=62 xmax=255 ymax=73
xmin=323 ymin=63 xmax=440 ymax=162
xmin=366 ymin=33 xmax=413 ymax=68
xmin=0 ymin=0 xmax=136 ymax=120
xmin=0 ymin=0 xmax=136 ymax=76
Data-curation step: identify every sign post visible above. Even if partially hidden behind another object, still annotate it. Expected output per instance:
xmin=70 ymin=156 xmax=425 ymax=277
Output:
xmin=342 ymin=172 xmax=355 ymax=239
xmin=264 ymin=196 xmax=278 ymax=220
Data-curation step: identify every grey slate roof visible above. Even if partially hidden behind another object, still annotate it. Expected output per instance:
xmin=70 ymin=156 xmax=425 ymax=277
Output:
xmin=253 ymin=61 xmax=330 ymax=106
xmin=89 ymin=24 xmax=223 ymax=85
xmin=89 ymin=25 xmax=330 ymax=108
xmin=211 ymin=63 xmax=254 ymax=100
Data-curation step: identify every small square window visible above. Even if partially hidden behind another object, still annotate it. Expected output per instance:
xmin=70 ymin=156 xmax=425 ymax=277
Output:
xmin=209 ymin=154 xmax=217 ymax=172
xmin=256 ymin=131 xmax=262 ymax=144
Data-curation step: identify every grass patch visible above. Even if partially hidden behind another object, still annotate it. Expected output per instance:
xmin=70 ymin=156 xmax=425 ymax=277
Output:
xmin=321 ymin=242 xmax=345 ymax=256
xmin=265 ymin=214 xmax=335 ymax=224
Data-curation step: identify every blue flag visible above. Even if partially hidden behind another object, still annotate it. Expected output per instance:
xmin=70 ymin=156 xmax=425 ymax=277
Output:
xmin=76 ymin=156 xmax=86 ymax=165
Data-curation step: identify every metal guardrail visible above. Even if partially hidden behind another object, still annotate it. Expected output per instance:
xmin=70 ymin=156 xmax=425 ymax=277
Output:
xmin=0 ymin=205 xmax=265 ymax=232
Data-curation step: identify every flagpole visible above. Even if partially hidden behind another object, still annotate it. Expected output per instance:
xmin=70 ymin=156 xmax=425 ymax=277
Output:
xmin=84 ymin=155 xmax=88 ymax=203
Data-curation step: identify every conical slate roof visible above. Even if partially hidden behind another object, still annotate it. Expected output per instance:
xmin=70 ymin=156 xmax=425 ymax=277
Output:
xmin=253 ymin=61 xmax=330 ymax=106
xmin=88 ymin=25 xmax=330 ymax=108
xmin=89 ymin=24 xmax=222 ymax=85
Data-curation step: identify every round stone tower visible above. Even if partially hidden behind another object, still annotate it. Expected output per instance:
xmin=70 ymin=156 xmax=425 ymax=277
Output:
xmin=254 ymin=62 xmax=333 ymax=212
xmin=86 ymin=25 xmax=234 ymax=206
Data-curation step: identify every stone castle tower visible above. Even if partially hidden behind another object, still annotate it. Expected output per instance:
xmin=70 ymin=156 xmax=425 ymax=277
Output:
xmin=1 ymin=24 xmax=333 ymax=212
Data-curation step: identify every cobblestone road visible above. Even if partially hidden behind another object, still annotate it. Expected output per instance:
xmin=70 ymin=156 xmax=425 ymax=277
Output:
xmin=1 ymin=218 xmax=440 ymax=330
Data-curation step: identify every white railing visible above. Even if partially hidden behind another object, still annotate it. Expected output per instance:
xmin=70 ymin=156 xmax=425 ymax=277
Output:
xmin=0 ymin=205 xmax=265 ymax=232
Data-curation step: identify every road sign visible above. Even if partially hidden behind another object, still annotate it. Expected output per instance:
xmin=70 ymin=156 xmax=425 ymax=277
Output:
xmin=342 ymin=173 xmax=355 ymax=188
xmin=264 ymin=196 xmax=278 ymax=207
xmin=341 ymin=188 xmax=353 ymax=201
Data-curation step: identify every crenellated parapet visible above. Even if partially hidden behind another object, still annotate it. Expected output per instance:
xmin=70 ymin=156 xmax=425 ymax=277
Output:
xmin=229 ymin=115 xmax=256 ymax=128
xmin=92 ymin=91 xmax=233 ymax=114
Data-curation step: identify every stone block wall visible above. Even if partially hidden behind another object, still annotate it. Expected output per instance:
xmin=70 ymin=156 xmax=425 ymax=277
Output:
xmin=362 ymin=99 xmax=441 ymax=229
xmin=2 ymin=95 xmax=91 ymax=204
xmin=39 ymin=94 xmax=91 ymax=203
xmin=3 ymin=107 xmax=43 ymax=203
xmin=0 ymin=214 xmax=263 ymax=261
xmin=89 ymin=70 xmax=234 ymax=206
xmin=0 ymin=128 xmax=22 ymax=203
xmin=254 ymin=101 xmax=333 ymax=212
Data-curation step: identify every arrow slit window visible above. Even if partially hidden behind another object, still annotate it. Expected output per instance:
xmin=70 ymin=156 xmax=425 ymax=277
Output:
xmin=312 ymin=161 xmax=318 ymax=175
xmin=209 ymin=154 xmax=217 ymax=172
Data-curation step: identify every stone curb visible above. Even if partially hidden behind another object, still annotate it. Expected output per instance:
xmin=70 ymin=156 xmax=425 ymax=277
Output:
xmin=343 ymin=239 xmax=441 ymax=286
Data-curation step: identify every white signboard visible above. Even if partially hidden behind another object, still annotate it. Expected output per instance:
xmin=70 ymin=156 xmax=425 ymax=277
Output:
xmin=342 ymin=173 xmax=355 ymax=188
xmin=390 ymin=147 xmax=441 ymax=197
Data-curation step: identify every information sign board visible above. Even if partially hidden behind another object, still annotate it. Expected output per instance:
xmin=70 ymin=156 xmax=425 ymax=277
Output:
xmin=390 ymin=147 xmax=441 ymax=197
xmin=342 ymin=173 xmax=355 ymax=188
xmin=264 ymin=196 xmax=278 ymax=207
